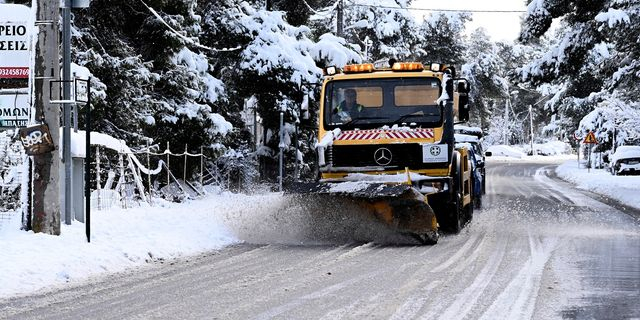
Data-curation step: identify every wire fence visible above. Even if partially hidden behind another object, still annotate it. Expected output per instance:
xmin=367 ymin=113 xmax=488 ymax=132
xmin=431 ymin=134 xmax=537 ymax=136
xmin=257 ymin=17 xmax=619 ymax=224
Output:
xmin=0 ymin=134 xmax=245 ymax=231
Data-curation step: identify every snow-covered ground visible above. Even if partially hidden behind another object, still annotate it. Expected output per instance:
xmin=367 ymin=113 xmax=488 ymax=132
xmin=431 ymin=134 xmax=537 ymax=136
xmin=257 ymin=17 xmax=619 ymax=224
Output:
xmin=556 ymin=160 xmax=640 ymax=210
xmin=0 ymin=189 xmax=257 ymax=298
xmin=486 ymin=142 xmax=640 ymax=211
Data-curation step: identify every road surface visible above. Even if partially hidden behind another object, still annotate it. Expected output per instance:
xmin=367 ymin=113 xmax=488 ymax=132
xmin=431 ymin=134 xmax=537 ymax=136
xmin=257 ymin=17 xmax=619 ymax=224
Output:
xmin=1 ymin=160 xmax=639 ymax=319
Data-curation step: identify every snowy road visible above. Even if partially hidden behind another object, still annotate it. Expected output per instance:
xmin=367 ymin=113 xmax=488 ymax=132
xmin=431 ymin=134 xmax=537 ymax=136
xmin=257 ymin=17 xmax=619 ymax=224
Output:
xmin=1 ymin=161 xmax=639 ymax=319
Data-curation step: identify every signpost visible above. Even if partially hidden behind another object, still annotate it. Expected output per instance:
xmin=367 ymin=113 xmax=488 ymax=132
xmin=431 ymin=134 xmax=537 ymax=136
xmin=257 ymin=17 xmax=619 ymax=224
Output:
xmin=583 ymin=131 xmax=598 ymax=172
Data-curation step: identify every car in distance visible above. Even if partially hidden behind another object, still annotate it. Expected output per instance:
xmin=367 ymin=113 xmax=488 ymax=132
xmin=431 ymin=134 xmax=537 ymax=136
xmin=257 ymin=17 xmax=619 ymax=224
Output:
xmin=610 ymin=145 xmax=640 ymax=175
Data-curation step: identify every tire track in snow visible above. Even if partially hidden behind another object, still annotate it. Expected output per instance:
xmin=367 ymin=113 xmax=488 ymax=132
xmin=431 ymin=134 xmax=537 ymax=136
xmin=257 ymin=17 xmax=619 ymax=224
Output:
xmin=252 ymin=270 xmax=383 ymax=320
xmin=388 ymin=281 xmax=442 ymax=320
xmin=426 ymin=237 xmax=508 ymax=320
xmin=429 ymin=233 xmax=483 ymax=273
xmin=478 ymin=233 xmax=559 ymax=320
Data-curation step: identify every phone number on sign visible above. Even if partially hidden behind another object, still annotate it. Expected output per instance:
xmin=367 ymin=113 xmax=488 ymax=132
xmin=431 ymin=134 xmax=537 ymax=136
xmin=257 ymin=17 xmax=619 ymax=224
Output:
xmin=0 ymin=67 xmax=29 ymax=78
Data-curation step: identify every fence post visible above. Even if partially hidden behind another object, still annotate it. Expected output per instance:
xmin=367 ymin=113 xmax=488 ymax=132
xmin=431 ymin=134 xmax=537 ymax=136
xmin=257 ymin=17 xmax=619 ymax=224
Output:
xmin=184 ymin=144 xmax=188 ymax=183
xmin=118 ymin=153 xmax=126 ymax=209
xmin=200 ymin=146 xmax=204 ymax=192
xmin=147 ymin=140 xmax=152 ymax=205
xmin=166 ymin=141 xmax=170 ymax=187
xmin=96 ymin=146 xmax=101 ymax=210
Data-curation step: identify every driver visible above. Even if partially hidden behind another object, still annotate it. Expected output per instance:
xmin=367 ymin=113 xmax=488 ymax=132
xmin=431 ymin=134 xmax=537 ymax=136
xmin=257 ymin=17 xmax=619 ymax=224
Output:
xmin=334 ymin=88 xmax=364 ymax=122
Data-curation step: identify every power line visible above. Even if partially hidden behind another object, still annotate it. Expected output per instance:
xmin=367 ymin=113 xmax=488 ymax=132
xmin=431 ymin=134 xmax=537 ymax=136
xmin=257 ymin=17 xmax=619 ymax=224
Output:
xmin=351 ymin=3 xmax=526 ymax=13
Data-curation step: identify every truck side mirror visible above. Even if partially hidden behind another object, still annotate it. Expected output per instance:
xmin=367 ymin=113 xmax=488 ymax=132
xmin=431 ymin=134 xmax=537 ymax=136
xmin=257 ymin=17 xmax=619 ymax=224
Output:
xmin=455 ymin=79 xmax=470 ymax=122
xmin=458 ymin=95 xmax=469 ymax=122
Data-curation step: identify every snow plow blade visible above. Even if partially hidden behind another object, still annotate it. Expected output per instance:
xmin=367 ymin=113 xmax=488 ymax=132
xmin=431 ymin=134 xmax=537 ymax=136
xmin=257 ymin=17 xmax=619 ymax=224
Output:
xmin=286 ymin=181 xmax=438 ymax=244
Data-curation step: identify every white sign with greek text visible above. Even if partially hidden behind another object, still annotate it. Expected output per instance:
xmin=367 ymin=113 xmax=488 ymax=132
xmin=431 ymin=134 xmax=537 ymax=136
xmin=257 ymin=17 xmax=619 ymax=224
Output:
xmin=0 ymin=95 xmax=32 ymax=128
xmin=0 ymin=4 xmax=32 ymax=79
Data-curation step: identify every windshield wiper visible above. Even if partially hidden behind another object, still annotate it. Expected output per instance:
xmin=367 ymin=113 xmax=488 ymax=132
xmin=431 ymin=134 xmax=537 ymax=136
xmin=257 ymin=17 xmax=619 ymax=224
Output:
xmin=394 ymin=111 xmax=425 ymax=124
xmin=342 ymin=116 xmax=387 ymax=126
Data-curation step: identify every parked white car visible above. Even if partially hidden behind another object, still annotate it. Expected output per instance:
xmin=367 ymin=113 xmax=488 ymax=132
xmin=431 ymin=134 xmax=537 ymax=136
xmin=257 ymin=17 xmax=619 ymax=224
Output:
xmin=610 ymin=146 xmax=640 ymax=175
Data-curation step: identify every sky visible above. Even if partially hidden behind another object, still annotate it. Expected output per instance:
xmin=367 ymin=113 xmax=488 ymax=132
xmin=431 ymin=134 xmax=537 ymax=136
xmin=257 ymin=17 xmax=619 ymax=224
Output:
xmin=410 ymin=0 xmax=528 ymax=42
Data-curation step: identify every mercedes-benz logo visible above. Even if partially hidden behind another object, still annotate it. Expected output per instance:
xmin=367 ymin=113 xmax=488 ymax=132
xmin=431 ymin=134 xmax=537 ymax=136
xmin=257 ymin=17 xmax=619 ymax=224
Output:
xmin=374 ymin=148 xmax=392 ymax=166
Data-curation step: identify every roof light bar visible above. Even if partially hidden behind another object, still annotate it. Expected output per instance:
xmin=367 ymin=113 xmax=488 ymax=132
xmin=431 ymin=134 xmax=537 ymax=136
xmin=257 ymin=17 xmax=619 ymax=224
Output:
xmin=343 ymin=63 xmax=375 ymax=74
xmin=392 ymin=62 xmax=424 ymax=71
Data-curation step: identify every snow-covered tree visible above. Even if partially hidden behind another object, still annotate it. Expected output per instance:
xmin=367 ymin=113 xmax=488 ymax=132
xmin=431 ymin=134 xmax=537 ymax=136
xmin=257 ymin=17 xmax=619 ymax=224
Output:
xmin=73 ymin=0 xmax=232 ymax=166
xmin=519 ymin=0 xmax=640 ymax=146
xmin=201 ymin=2 xmax=360 ymax=182
xmin=413 ymin=12 xmax=470 ymax=65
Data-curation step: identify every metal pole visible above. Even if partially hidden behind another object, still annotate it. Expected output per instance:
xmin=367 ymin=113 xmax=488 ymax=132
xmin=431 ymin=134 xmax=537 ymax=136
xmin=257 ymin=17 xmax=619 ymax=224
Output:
xmin=73 ymin=73 xmax=78 ymax=132
xmin=253 ymin=103 xmax=257 ymax=151
xmin=588 ymin=144 xmax=591 ymax=173
xmin=63 ymin=0 xmax=72 ymax=225
xmin=85 ymin=78 xmax=91 ymax=242
xmin=147 ymin=140 xmax=152 ymax=205
xmin=279 ymin=112 xmax=284 ymax=192
xmin=200 ymin=146 xmax=203 ymax=190
xmin=336 ymin=0 xmax=344 ymax=37
xmin=166 ymin=142 xmax=170 ymax=186
xmin=183 ymin=144 xmax=188 ymax=183
xmin=503 ymin=99 xmax=509 ymax=145
xmin=529 ymin=105 xmax=534 ymax=156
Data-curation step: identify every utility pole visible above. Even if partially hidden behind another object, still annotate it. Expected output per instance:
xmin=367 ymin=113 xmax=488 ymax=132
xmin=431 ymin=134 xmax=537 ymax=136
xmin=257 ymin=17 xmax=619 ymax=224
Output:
xmin=337 ymin=0 xmax=344 ymax=37
xmin=63 ymin=0 xmax=72 ymax=225
xmin=503 ymin=98 xmax=509 ymax=145
xmin=529 ymin=105 xmax=535 ymax=155
xmin=33 ymin=0 xmax=61 ymax=235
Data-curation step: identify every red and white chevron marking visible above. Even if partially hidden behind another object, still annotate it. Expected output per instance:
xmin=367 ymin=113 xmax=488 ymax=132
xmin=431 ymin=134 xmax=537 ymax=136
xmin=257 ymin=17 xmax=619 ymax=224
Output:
xmin=335 ymin=129 xmax=434 ymax=141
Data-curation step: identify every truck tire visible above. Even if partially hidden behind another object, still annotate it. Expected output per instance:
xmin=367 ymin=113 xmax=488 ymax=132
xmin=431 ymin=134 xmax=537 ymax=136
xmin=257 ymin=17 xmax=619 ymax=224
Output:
xmin=446 ymin=193 xmax=463 ymax=233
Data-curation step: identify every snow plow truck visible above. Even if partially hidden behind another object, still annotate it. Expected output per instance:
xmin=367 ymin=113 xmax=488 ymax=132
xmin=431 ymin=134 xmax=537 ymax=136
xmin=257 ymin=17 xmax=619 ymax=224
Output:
xmin=290 ymin=61 xmax=474 ymax=244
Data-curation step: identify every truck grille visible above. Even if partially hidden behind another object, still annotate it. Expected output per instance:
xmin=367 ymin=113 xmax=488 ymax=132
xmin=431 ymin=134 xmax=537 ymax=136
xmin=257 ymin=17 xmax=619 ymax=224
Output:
xmin=331 ymin=144 xmax=426 ymax=168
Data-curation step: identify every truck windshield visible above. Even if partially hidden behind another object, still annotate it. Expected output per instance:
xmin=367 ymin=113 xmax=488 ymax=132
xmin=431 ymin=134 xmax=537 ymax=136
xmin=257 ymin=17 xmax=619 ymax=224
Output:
xmin=323 ymin=77 xmax=442 ymax=130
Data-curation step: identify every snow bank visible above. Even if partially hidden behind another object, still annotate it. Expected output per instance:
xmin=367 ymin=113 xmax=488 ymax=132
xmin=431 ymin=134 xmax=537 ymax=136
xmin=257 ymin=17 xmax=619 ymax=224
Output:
xmin=0 ymin=191 xmax=242 ymax=298
xmin=486 ymin=145 xmax=526 ymax=158
xmin=556 ymin=160 xmax=640 ymax=210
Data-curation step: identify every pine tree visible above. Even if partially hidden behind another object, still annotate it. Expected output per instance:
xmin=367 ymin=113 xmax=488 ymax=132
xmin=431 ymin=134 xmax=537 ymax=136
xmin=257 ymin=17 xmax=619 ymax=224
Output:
xmin=519 ymin=0 xmax=640 ymax=145
xmin=73 ymin=0 xmax=232 ymax=179
xmin=413 ymin=12 xmax=470 ymax=65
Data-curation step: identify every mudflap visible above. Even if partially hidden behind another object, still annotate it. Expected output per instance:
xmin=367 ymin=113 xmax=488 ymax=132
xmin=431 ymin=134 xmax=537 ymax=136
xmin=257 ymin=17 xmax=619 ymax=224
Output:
xmin=286 ymin=181 xmax=438 ymax=244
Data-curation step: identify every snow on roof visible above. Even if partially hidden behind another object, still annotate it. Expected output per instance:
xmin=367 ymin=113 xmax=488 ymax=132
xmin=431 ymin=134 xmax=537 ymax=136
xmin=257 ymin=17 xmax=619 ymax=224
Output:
xmin=454 ymin=125 xmax=483 ymax=137
xmin=455 ymin=133 xmax=479 ymax=143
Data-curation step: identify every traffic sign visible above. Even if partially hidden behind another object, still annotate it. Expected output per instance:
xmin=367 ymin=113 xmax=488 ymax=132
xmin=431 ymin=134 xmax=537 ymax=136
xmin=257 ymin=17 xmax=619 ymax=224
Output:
xmin=583 ymin=131 xmax=598 ymax=144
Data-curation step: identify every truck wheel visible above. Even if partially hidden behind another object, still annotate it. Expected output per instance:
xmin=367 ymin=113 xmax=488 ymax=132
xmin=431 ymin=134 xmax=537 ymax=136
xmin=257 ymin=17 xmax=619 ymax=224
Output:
xmin=410 ymin=231 xmax=438 ymax=245
xmin=474 ymin=195 xmax=482 ymax=209
xmin=447 ymin=194 xmax=463 ymax=233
